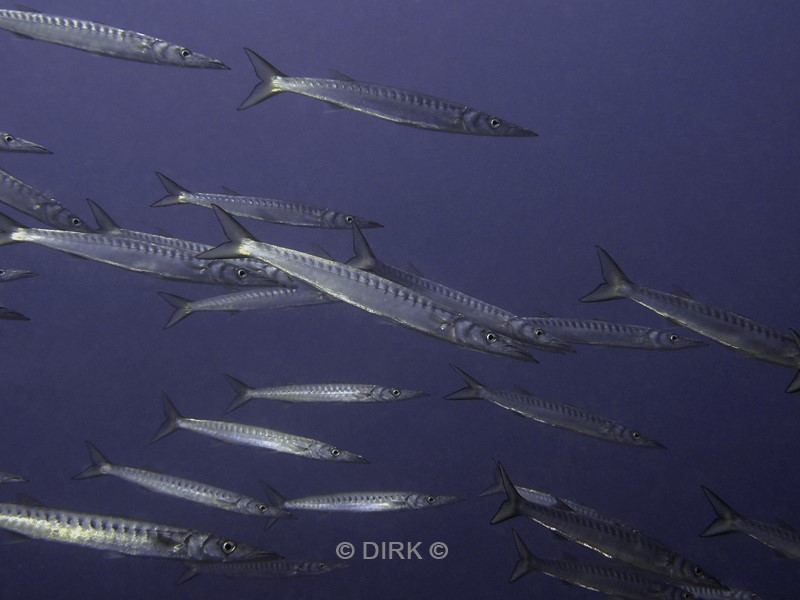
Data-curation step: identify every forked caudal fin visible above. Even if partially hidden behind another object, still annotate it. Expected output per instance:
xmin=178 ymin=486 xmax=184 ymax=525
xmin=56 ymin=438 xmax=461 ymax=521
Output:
xmin=491 ymin=462 xmax=526 ymax=524
xmin=196 ymin=205 xmax=257 ymax=260
xmin=510 ymin=530 xmax=540 ymax=582
xmin=579 ymin=246 xmax=633 ymax=302
xmin=786 ymin=329 xmax=800 ymax=393
xmin=444 ymin=364 xmax=485 ymax=400
xmin=72 ymin=441 xmax=113 ymax=480
xmin=238 ymin=48 xmax=288 ymax=111
xmin=157 ymin=292 xmax=194 ymax=329
xmin=224 ymin=374 xmax=255 ymax=412
xmin=0 ymin=210 xmax=25 ymax=246
xmin=700 ymin=486 xmax=741 ymax=537
xmin=151 ymin=393 xmax=184 ymax=443
xmin=152 ymin=172 xmax=191 ymax=207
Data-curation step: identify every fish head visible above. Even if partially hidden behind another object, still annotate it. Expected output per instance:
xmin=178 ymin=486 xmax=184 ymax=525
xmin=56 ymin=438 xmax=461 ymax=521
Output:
xmin=405 ymin=492 xmax=461 ymax=509
xmin=669 ymin=556 xmax=724 ymax=589
xmin=657 ymin=585 xmax=695 ymax=600
xmin=446 ymin=317 xmax=537 ymax=363
xmin=0 ymin=133 xmax=51 ymax=154
xmin=205 ymin=259 xmax=290 ymax=286
xmin=161 ymin=45 xmax=229 ymax=69
xmin=309 ymin=441 xmax=369 ymax=463
xmin=0 ymin=268 xmax=36 ymax=282
xmin=372 ymin=386 xmax=429 ymax=401
xmin=237 ymin=498 xmax=292 ymax=520
xmin=299 ymin=560 xmax=351 ymax=575
xmin=502 ymin=317 xmax=575 ymax=353
xmin=191 ymin=533 xmax=279 ymax=562
xmin=322 ymin=210 xmax=383 ymax=230
xmin=617 ymin=427 xmax=666 ymax=450
xmin=460 ymin=109 xmax=537 ymax=137
xmin=40 ymin=203 xmax=93 ymax=232
xmin=649 ymin=330 xmax=709 ymax=350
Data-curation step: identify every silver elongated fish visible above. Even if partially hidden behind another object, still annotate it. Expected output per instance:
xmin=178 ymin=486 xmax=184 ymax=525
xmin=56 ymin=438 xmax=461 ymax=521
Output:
xmin=152 ymin=394 xmax=368 ymax=463
xmin=680 ymin=586 xmax=761 ymax=600
xmin=0 ymin=166 xmax=90 ymax=231
xmin=239 ymin=48 xmax=536 ymax=136
xmin=178 ymin=557 xmax=349 ymax=584
xmin=199 ymin=206 xmax=536 ymax=362
xmin=700 ymin=486 xmax=800 ymax=561
xmin=516 ymin=314 xmax=707 ymax=351
xmin=347 ymin=224 xmax=572 ymax=354
xmin=446 ymin=365 xmax=664 ymax=448
xmin=73 ymin=442 xmax=292 ymax=524
xmin=492 ymin=464 xmax=722 ymax=588
xmin=0 ymin=267 xmax=35 ymax=282
xmin=0 ymin=499 xmax=277 ymax=561
xmin=0 ymin=207 xmax=284 ymax=287
xmin=0 ymin=131 xmax=50 ymax=153
xmin=0 ymin=304 xmax=28 ymax=320
xmin=0 ymin=471 xmax=25 ymax=483
xmin=480 ymin=463 xmax=637 ymax=532
xmin=153 ymin=172 xmax=382 ymax=229
xmin=157 ymin=284 xmax=335 ymax=329
xmin=581 ymin=246 xmax=800 ymax=392
xmin=224 ymin=374 xmax=429 ymax=412
xmin=510 ymin=531 xmax=696 ymax=600
xmin=0 ymin=8 xmax=227 ymax=68
xmin=261 ymin=483 xmax=459 ymax=513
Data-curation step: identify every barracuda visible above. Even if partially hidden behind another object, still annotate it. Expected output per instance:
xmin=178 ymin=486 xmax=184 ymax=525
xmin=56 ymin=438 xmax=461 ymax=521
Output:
xmin=238 ymin=48 xmax=535 ymax=136
xmin=0 ymin=131 xmax=51 ymax=154
xmin=261 ymin=483 xmax=459 ymax=512
xmin=0 ymin=8 xmax=227 ymax=68
xmin=0 ymin=166 xmax=89 ymax=231
xmin=199 ymin=206 xmax=536 ymax=363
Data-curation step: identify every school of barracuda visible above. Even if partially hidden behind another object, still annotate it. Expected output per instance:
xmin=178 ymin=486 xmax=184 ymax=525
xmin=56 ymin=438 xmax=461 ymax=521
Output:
xmin=0 ymin=4 xmax=793 ymax=598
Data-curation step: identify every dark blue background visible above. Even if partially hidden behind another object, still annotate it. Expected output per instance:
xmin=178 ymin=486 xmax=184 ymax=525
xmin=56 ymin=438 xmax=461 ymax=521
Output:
xmin=1 ymin=1 xmax=798 ymax=598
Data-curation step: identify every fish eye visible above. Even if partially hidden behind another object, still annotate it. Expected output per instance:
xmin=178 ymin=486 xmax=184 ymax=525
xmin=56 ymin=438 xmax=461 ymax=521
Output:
xmin=534 ymin=329 xmax=544 ymax=337
xmin=257 ymin=504 xmax=268 ymax=513
xmin=4 ymin=135 xmax=13 ymax=142
xmin=330 ymin=448 xmax=341 ymax=457
xmin=345 ymin=215 xmax=354 ymax=223
xmin=692 ymin=566 xmax=703 ymax=575
xmin=631 ymin=431 xmax=641 ymax=440
xmin=221 ymin=540 xmax=236 ymax=554
xmin=485 ymin=332 xmax=497 ymax=343
xmin=489 ymin=118 xmax=501 ymax=129
xmin=426 ymin=495 xmax=435 ymax=503
xmin=0 ymin=270 xmax=4 ymax=275
xmin=71 ymin=217 xmax=82 ymax=227
xmin=391 ymin=388 xmax=401 ymax=397
xmin=318 ymin=562 xmax=326 ymax=569
xmin=180 ymin=48 xmax=192 ymax=58
xmin=236 ymin=268 xmax=248 ymax=279
xmin=683 ymin=594 xmax=692 ymax=600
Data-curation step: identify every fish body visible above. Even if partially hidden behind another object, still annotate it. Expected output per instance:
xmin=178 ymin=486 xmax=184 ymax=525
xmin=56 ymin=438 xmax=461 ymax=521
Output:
xmin=224 ymin=374 xmax=428 ymax=412
xmin=0 ymin=471 xmax=25 ymax=483
xmin=0 ymin=166 xmax=89 ymax=231
xmin=0 ymin=206 xmax=285 ymax=287
xmin=0 ymin=8 xmax=227 ymax=68
xmin=178 ymin=557 xmax=349 ymax=583
xmin=510 ymin=531 xmax=695 ymax=599
xmin=262 ymin=484 xmax=458 ymax=512
xmin=492 ymin=464 xmax=721 ymax=588
xmin=0 ymin=500 xmax=275 ymax=561
xmin=73 ymin=442 xmax=291 ymax=522
xmin=199 ymin=206 xmax=535 ymax=363
xmin=347 ymin=224 xmax=572 ymax=354
xmin=152 ymin=395 xmax=368 ymax=463
xmin=0 ymin=305 xmax=28 ymax=320
xmin=447 ymin=365 xmax=664 ymax=448
xmin=700 ymin=486 xmax=800 ymax=561
xmin=581 ymin=246 xmax=800 ymax=391
xmin=681 ymin=586 xmax=761 ymax=600
xmin=0 ymin=131 xmax=50 ymax=153
xmin=239 ymin=49 xmax=535 ymax=136
xmin=516 ymin=315 xmax=707 ymax=351
xmin=158 ymin=285 xmax=334 ymax=328
xmin=153 ymin=172 xmax=381 ymax=229
xmin=0 ymin=267 xmax=35 ymax=282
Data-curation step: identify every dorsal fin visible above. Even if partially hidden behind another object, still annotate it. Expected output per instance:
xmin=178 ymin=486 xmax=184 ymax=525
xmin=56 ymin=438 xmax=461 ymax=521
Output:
xmin=16 ymin=493 xmax=45 ymax=507
xmin=406 ymin=262 xmax=424 ymax=277
xmin=776 ymin=519 xmax=798 ymax=533
xmin=329 ymin=69 xmax=356 ymax=81
xmin=346 ymin=222 xmax=378 ymax=270
xmin=85 ymin=199 xmax=121 ymax=232
xmin=670 ymin=284 xmax=693 ymax=299
xmin=15 ymin=4 xmax=41 ymax=13
xmin=514 ymin=385 xmax=533 ymax=396
xmin=221 ymin=186 xmax=241 ymax=196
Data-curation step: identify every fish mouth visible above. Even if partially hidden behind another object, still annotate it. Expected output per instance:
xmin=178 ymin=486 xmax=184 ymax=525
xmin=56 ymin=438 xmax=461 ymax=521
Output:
xmin=645 ymin=440 xmax=667 ymax=450
xmin=207 ymin=59 xmax=231 ymax=70
xmin=27 ymin=144 xmax=53 ymax=154
xmin=355 ymin=219 xmax=383 ymax=229
xmin=2 ymin=269 xmax=36 ymax=281
xmin=502 ymin=345 xmax=538 ymax=364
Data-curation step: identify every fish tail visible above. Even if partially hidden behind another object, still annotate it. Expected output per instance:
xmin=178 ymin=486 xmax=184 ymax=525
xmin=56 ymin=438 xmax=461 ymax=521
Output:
xmin=579 ymin=246 xmax=633 ymax=302
xmin=152 ymin=172 xmax=189 ymax=207
xmin=490 ymin=462 xmax=524 ymax=524
xmin=224 ymin=374 xmax=254 ymax=412
xmin=786 ymin=329 xmax=800 ymax=393
xmin=157 ymin=292 xmax=193 ymax=329
xmin=176 ymin=564 xmax=200 ymax=585
xmin=346 ymin=222 xmax=379 ymax=270
xmin=85 ymin=199 xmax=119 ymax=232
xmin=151 ymin=393 xmax=183 ymax=443
xmin=700 ymin=486 xmax=741 ymax=537
xmin=238 ymin=48 xmax=287 ymax=111
xmin=509 ymin=530 xmax=539 ymax=582
xmin=260 ymin=481 xmax=288 ymax=508
xmin=0 ymin=210 xmax=24 ymax=246
xmin=444 ymin=363 xmax=485 ymax=400
xmin=479 ymin=460 xmax=504 ymax=496
xmin=72 ymin=441 xmax=112 ymax=480
xmin=196 ymin=205 xmax=256 ymax=260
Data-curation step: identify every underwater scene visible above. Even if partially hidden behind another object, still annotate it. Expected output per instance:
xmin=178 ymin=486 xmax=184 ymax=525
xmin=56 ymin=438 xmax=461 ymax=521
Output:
xmin=1 ymin=1 xmax=798 ymax=599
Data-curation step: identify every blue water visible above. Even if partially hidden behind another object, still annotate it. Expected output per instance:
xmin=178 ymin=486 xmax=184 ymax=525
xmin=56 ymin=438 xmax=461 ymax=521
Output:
xmin=1 ymin=1 xmax=799 ymax=598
